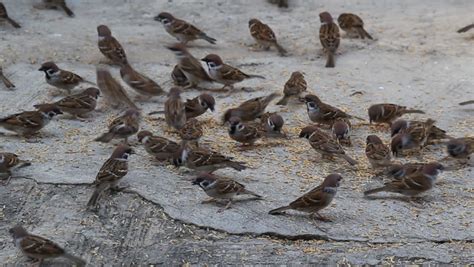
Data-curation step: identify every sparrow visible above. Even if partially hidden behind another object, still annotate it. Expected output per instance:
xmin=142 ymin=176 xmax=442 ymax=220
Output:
xmin=222 ymin=92 xmax=279 ymax=123
xmin=276 ymin=71 xmax=307 ymax=105
xmin=165 ymin=87 xmax=186 ymax=130
xmin=365 ymin=135 xmax=391 ymax=168
xmin=299 ymin=125 xmax=358 ymax=165
xmin=185 ymin=93 xmax=215 ymax=119
xmin=0 ymin=66 xmax=15 ymax=88
xmin=34 ymin=87 xmax=100 ymax=120
xmin=368 ymin=103 xmax=425 ymax=125
xmin=364 ymin=162 xmax=444 ymax=197
xmin=137 ymin=130 xmax=180 ymax=161
xmin=391 ymin=133 xmax=420 ymax=157
xmin=96 ymin=66 xmax=137 ymax=109
xmin=9 ymin=225 xmax=85 ymax=266
xmin=446 ymin=137 xmax=474 ymax=160
xmin=260 ymin=112 xmax=286 ymax=138
xmin=0 ymin=104 xmax=62 ymax=137
xmin=0 ymin=3 xmax=20 ymax=28
xmin=192 ymin=173 xmax=262 ymax=212
xmin=304 ymin=94 xmax=364 ymax=126
xmin=248 ymin=18 xmax=287 ymax=55
xmin=39 ymin=0 xmax=75 ymax=17
xmin=267 ymin=0 xmax=288 ymax=8
xmin=201 ymin=54 xmax=265 ymax=91
xmin=332 ymin=119 xmax=351 ymax=146
xmin=39 ymin=62 xmax=93 ymax=94
xmin=97 ymin=25 xmax=128 ymax=66
xmin=171 ymin=64 xmax=188 ymax=86
xmin=459 ymin=100 xmax=474 ymax=105
xmin=391 ymin=119 xmax=449 ymax=144
xmin=87 ymin=144 xmax=134 ymax=208
xmin=269 ymin=174 xmax=342 ymax=221
xmin=95 ymin=108 xmax=140 ymax=143
xmin=179 ymin=118 xmax=203 ymax=146
xmin=167 ymin=43 xmax=212 ymax=89
xmin=457 ymin=23 xmax=474 ymax=33
xmin=154 ymin=12 xmax=216 ymax=45
xmin=228 ymin=116 xmax=262 ymax=146
xmin=376 ymin=162 xmax=428 ymax=180
xmin=120 ymin=64 xmax=164 ymax=97
xmin=173 ymin=146 xmax=247 ymax=173
xmin=0 ymin=152 xmax=31 ymax=185
xmin=391 ymin=119 xmax=435 ymax=156
xmin=337 ymin=13 xmax=373 ymax=39
xmin=319 ymin=12 xmax=340 ymax=68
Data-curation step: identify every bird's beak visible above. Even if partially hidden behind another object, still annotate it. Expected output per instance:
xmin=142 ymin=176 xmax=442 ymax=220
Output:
xmin=210 ymin=106 xmax=215 ymax=112
xmin=154 ymin=16 xmax=161 ymax=21
xmin=192 ymin=180 xmax=199 ymax=185
xmin=129 ymin=149 xmax=136 ymax=155
xmin=38 ymin=67 xmax=45 ymax=71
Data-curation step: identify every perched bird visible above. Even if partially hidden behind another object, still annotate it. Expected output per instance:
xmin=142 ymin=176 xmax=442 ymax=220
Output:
xmin=9 ymin=225 xmax=85 ymax=266
xmin=276 ymin=71 xmax=307 ymax=106
xmin=391 ymin=119 xmax=448 ymax=145
xmin=228 ymin=116 xmax=262 ymax=146
xmin=391 ymin=119 xmax=435 ymax=156
xmin=173 ymin=146 xmax=247 ymax=173
xmin=248 ymin=18 xmax=287 ymax=55
xmin=120 ymin=64 xmax=164 ymax=97
xmin=368 ymin=103 xmax=425 ymax=125
xmin=365 ymin=135 xmax=391 ymax=168
xmin=446 ymin=137 xmax=474 ymax=161
xmin=165 ymin=87 xmax=186 ymax=130
xmin=34 ymin=87 xmax=100 ymax=120
xmin=337 ymin=13 xmax=373 ymax=39
xmin=0 ymin=3 xmax=20 ymax=28
xmin=364 ymin=162 xmax=444 ymax=198
xmin=269 ymin=174 xmax=343 ymax=221
xmin=185 ymin=93 xmax=215 ymax=119
xmin=201 ymin=54 xmax=265 ymax=91
xmin=299 ymin=125 xmax=358 ymax=165
xmin=0 ymin=66 xmax=15 ymax=88
xmin=192 ymin=173 xmax=262 ymax=212
xmin=222 ymin=92 xmax=278 ymax=123
xmin=459 ymin=100 xmax=474 ymax=105
xmin=167 ymin=43 xmax=212 ymax=89
xmin=319 ymin=12 xmax=340 ymax=68
xmin=179 ymin=118 xmax=203 ymax=146
xmin=0 ymin=105 xmax=62 ymax=137
xmin=171 ymin=64 xmax=188 ymax=86
xmin=38 ymin=0 xmax=75 ymax=17
xmin=375 ymin=162 xmax=428 ymax=180
xmin=332 ymin=119 xmax=351 ymax=146
xmin=260 ymin=112 xmax=286 ymax=138
xmin=95 ymin=109 xmax=140 ymax=143
xmin=87 ymin=144 xmax=134 ymax=208
xmin=39 ymin=62 xmax=93 ymax=94
xmin=391 ymin=132 xmax=419 ymax=157
xmin=304 ymin=94 xmax=364 ymax=126
xmin=137 ymin=130 xmax=180 ymax=161
xmin=457 ymin=23 xmax=474 ymax=33
xmin=0 ymin=152 xmax=31 ymax=185
xmin=97 ymin=25 xmax=128 ymax=66
xmin=96 ymin=66 xmax=137 ymax=110
xmin=154 ymin=12 xmax=216 ymax=45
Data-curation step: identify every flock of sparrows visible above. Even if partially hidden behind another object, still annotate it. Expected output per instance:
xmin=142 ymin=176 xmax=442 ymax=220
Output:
xmin=1 ymin=1 xmax=473 ymax=265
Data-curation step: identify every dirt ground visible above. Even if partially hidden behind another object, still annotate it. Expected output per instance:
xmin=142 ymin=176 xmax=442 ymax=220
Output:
xmin=0 ymin=0 xmax=473 ymax=265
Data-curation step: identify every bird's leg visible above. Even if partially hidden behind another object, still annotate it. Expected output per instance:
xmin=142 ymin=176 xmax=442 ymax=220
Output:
xmin=314 ymin=212 xmax=332 ymax=222
xmin=217 ymin=199 xmax=233 ymax=213
xmin=0 ymin=171 xmax=12 ymax=186
xmin=201 ymin=197 xmax=216 ymax=204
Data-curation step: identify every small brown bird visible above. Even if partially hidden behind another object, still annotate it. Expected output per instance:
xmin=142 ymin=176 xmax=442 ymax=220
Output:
xmin=39 ymin=62 xmax=93 ymax=94
xmin=276 ymin=71 xmax=307 ymax=105
xmin=319 ymin=12 xmax=340 ymax=68
xmin=457 ymin=23 xmax=474 ymax=33
xmin=167 ymin=43 xmax=212 ymax=89
xmin=185 ymin=93 xmax=215 ymax=119
xmin=368 ymin=103 xmax=425 ymax=125
xmin=222 ymin=92 xmax=279 ymax=123
xmin=87 ymin=144 xmax=134 ymax=208
xmin=95 ymin=109 xmax=140 ymax=143
xmin=38 ymin=0 xmax=75 ymax=17
xmin=228 ymin=116 xmax=262 ymax=146
xmin=0 ymin=105 xmax=62 ymax=137
xmin=446 ymin=137 xmax=474 ymax=161
xmin=97 ymin=25 xmax=128 ymax=66
xmin=0 ymin=66 xmax=15 ymax=88
xmin=390 ymin=119 xmax=450 ymax=144
xmin=337 ymin=13 xmax=373 ymax=39
xmin=0 ymin=152 xmax=31 ymax=185
xmin=260 ymin=112 xmax=286 ymax=138
xmin=364 ymin=162 xmax=444 ymax=198
xmin=376 ymin=162 xmax=428 ymax=180
xmin=299 ymin=125 xmax=358 ymax=165
xmin=332 ymin=119 xmax=351 ymax=146
xmin=365 ymin=135 xmax=391 ymax=168
xmin=173 ymin=146 xmax=247 ymax=173
xmin=96 ymin=66 xmax=137 ymax=110
xmin=9 ymin=225 xmax=85 ymax=266
xmin=137 ymin=130 xmax=180 ymax=161
xmin=179 ymin=118 xmax=203 ymax=146
xmin=305 ymin=94 xmax=364 ymax=126
xmin=391 ymin=119 xmax=435 ymax=156
xmin=34 ymin=87 xmax=100 ymax=120
xmin=120 ymin=64 xmax=164 ymax=97
xmin=269 ymin=174 xmax=343 ymax=221
xmin=0 ymin=3 xmax=21 ymax=28
xmin=165 ymin=87 xmax=186 ymax=130
xmin=248 ymin=18 xmax=287 ymax=56
xmin=459 ymin=100 xmax=474 ymax=105
xmin=155 ymin=12 xmax=216 ymax=45
xmin=171 ymin=65 xmax=188 ymax=86
xmin=201 ymin=54 xmax=265 ymax=91
xmin=192 ymin=173 xmax=262 ymax=212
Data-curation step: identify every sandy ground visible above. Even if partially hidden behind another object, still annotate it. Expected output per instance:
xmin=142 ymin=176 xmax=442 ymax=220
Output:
xmin=0 ymin=0 xmax=473 ymax=265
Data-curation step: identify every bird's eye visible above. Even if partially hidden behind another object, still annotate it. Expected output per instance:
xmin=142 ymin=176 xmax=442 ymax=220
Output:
xmin=122 ymin=153 xmax=129 ymax=160
xmin=208 ymin=62 xmax=216 ymax=68
xmin=48 ymin=111 xmax=55 ymax=117
xmin=202 ymin=181 xmax=209 ymax=187
xmin=201 ymin=102 xmax=207 ymax=107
